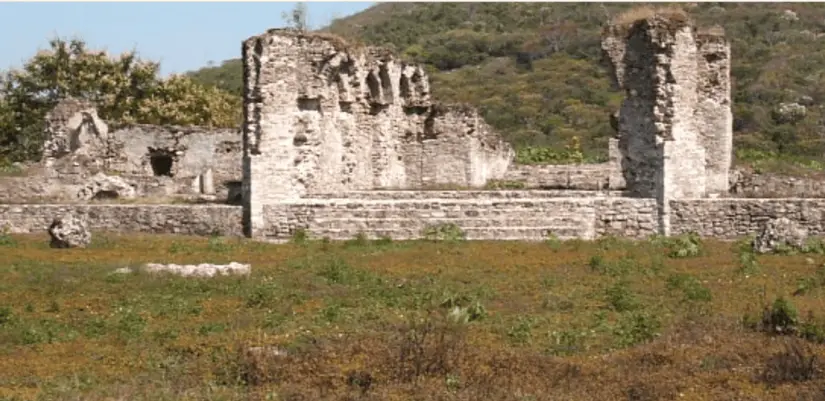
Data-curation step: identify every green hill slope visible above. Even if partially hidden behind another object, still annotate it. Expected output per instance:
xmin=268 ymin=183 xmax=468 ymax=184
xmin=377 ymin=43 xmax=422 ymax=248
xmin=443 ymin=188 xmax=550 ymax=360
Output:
xmin=187 ymin=2 xmax=825 ymax=169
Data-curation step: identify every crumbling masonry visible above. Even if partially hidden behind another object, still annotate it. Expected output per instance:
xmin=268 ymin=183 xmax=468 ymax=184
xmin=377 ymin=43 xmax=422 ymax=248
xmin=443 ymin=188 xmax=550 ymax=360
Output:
xmin=241 ymin=30 xmax=514 ymax=237
xmin=602 ymin=15 xmax=733 ymax=235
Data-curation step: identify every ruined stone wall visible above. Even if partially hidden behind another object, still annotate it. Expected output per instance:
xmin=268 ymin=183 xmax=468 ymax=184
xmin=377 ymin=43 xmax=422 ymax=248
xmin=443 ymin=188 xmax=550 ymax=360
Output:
xmin=602 ymin=14 xmax=732 ymax=202
xmin=728 ymin=170 xmax=825 ymax=198
xmin=258 ymin=194 xmax=658 ymax=241
xmin=670 ymin=199 xmax=825 ymax=239
xmin=30 ymin=98 xmax=244 ymax=201
xmin=0 ymin=204 xmax=242 ymax=236
xmin=106 ymin=124 xmax=242 ymax=196
xmin=242 ymin=29 xmax=513 ymax=237
xmin=611 ymin=18 xmax=708 ymax=200
xmin=503 ymin=163 xmax=613 ymax=190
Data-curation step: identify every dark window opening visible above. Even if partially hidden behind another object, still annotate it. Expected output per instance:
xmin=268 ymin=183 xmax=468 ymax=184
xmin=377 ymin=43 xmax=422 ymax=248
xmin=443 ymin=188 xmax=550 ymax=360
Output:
xmin=150 ymin=153 xmax=174 ymax=176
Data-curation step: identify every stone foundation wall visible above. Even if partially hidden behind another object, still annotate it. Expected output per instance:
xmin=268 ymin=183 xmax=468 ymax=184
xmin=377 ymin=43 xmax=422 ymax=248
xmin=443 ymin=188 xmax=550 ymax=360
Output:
xmin=6 ymin=196 xmax=825 ymax=243
xmin=670 ymin=198 xmax=825 ymax=239
xmin=0 ymin=204 xmax=242 ymax=236
xmin=258 ymin=193 xmax=659 ymax=241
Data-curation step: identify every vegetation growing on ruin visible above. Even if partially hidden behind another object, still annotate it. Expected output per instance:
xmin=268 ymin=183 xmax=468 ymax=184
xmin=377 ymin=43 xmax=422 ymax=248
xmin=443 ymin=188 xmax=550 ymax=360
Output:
xmin=0 ymin=38 xmax=241 ymax=164
xmin=3 ymin=233 xmax=825 ymax=399
xmin=187 ymin=3 xmax=825 ymax=171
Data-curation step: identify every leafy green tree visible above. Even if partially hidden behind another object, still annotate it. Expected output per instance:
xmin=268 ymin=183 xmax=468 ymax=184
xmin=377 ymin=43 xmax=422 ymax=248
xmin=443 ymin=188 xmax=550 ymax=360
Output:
xmin=0 ymin=37 xmax=240 ymax=163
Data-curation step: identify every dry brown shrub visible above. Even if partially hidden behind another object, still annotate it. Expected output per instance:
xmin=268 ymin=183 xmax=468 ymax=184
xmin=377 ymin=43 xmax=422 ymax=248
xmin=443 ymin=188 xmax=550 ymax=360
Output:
xmin=762 ymin=337 xmax=820 ymax=386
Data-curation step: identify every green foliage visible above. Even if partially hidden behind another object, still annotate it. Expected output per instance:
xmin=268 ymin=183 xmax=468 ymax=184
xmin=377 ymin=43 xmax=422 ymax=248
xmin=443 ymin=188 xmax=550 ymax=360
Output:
xmin=666 ymin=273 xmax=713 ymax=303
xmin=665 ymin=232 xmax=704 ymax=259
xmin=422 ymin=223 xmax=466 ymax=242
xmin=515 ymin=137 xmax=596 ymax=164
xmin=612 ymin=311 xmax=661 ymax=348
xmin=0 ymin=37 xmax=241 ymax=162
xmin=736 ymin=237 xmax=761 ymax=275
xmin=506 ymin=316 xmax=535 ymax=345
xmin=762 ymin=297 xmax=800 ymax=335
xmin=794 ymin=266 xmax=825 ymax=296
xmin=588 ymin=254 xmax=634 ymax=278
xmin=0 ymin=225 xmax=16 ymax=247
xmin=604 ymin=280 xmax=640 ymax=312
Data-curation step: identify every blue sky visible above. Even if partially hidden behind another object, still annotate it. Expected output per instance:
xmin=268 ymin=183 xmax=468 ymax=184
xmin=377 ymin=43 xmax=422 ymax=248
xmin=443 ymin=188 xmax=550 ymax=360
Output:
xmin=0 ymin=2 xmax=375 ymax=76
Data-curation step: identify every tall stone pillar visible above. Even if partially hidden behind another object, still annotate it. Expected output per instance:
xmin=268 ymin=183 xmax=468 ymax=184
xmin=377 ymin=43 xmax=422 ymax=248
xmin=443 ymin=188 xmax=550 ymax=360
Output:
xmin=696 ymin=30 xmax=733 ymax=196
xmin=610 ymin=15 xmax=709 ymax=235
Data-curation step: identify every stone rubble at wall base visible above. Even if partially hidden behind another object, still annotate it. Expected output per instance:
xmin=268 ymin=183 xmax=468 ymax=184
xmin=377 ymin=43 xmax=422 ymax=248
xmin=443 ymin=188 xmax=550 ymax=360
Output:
xmin=752 ymin=217 xmax=809 ymax=254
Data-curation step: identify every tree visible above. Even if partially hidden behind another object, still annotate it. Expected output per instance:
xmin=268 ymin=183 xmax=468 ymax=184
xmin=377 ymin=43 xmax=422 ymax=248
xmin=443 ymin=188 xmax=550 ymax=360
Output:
xmin=0 ymin=37 xmax=241 ymax=163
xmin=282 ymin=2 xmax=309 ymax=32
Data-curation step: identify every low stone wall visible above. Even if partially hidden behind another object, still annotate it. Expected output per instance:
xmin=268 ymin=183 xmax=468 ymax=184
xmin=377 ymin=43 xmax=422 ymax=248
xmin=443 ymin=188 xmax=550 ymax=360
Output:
xmin=0 ymin=204 xmax=243 ymax=236
xmin=307 ymin=190 xmax=628 ymax=200
xmin=670 ymin=198 xmax=825 ymax=239
xmin=729 ymin=170 xmax=825 ymax=198
xmin=503 ymin=164 xmax=614 ymax=190
xmin=259 ymin=193 xmax=658 ymax=241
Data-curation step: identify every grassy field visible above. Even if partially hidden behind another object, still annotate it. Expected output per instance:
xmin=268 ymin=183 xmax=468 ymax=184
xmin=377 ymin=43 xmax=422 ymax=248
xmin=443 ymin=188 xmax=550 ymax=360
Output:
xmin=2 ymin=231 xmax=825 ymax=400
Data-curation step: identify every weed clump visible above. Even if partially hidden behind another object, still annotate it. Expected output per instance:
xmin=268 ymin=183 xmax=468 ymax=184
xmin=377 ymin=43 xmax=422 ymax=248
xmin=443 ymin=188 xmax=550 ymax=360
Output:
xmin=423 ymin=223 xmax=466 ymax=242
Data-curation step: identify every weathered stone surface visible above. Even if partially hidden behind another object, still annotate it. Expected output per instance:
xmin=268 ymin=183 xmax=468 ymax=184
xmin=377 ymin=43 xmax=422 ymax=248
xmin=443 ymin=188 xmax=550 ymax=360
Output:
xmin=37 ymin=99 xmax=243 ymax=199
xmin=141 ymin=262 xmax=251 ymax=277
xmin=670 ymin=199 xmax=825 ymax=239
xmin=42 ymin=98 xmax=110 ymax=166
xmin=1 ymin=204 xmax=243 ymax=236
xmin=503 ymin=164 xmax=612 ymax=190
xmin=76 ymin=173 xmax=137 ymax=201
xmin=729 ymin=169 xmax=825 ymax=198
xmin=48 ymin=213 xmax=91 ymax=248
xmin=260 ymin=195 xmax=658 ymax=242
xmin=696 ymin=29 xmax=733 ymax=196
xmin=601 ymin=13 xmax=733 ymax=201
xmin=241 ymin=29 xmax=514 ymax=238
xmin=752 ymin=217 xmax=808 ymax=254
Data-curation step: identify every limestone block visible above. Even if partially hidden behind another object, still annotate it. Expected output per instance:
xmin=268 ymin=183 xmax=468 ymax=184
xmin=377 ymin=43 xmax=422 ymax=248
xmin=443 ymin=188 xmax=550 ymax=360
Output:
xmin=48 ymin=213 xmax=92 ymax=248
xmin=141 ymin=262 xmax=251 ymax=277
xmin=75 ymin=173 xmax=137 ymax=201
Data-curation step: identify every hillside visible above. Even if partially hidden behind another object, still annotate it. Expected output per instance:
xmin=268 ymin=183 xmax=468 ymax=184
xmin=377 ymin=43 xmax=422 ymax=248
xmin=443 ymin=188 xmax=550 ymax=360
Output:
xmin=187 ymin=2 xmax=825 ymax=168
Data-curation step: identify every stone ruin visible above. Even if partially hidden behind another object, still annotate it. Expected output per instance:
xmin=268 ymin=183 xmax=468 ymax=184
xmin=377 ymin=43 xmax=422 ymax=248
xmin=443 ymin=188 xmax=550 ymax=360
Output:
xmin=602 ymin=16 xmax=733 ymax=200
xmin=4 ymin=13 xmax=825 ymax=245
xmin=2 ymin=98 xmax=244 ymax=203
xmin=241 ymin=30 xmax=514 ymax=237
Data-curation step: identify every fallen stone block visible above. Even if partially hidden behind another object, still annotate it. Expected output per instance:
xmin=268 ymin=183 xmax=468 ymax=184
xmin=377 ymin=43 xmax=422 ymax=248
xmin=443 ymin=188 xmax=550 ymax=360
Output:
xmin=140 ymin=262 xmax=251 ymax=277
xmin=752 ymin=217 xmax=808 ymax=254
xmin=48 ymin=213 xmax=92 ymax=248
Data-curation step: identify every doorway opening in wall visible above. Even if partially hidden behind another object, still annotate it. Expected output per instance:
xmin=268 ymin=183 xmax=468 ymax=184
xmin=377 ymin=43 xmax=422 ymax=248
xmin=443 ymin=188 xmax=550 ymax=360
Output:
xmin=149 ymin=151 xmax=174 ymax=177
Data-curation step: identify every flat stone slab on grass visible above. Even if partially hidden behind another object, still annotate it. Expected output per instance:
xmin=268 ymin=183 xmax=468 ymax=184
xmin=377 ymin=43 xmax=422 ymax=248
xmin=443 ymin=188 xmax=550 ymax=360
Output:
xmin=115 ymin=262 xmax=251 ymax=277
